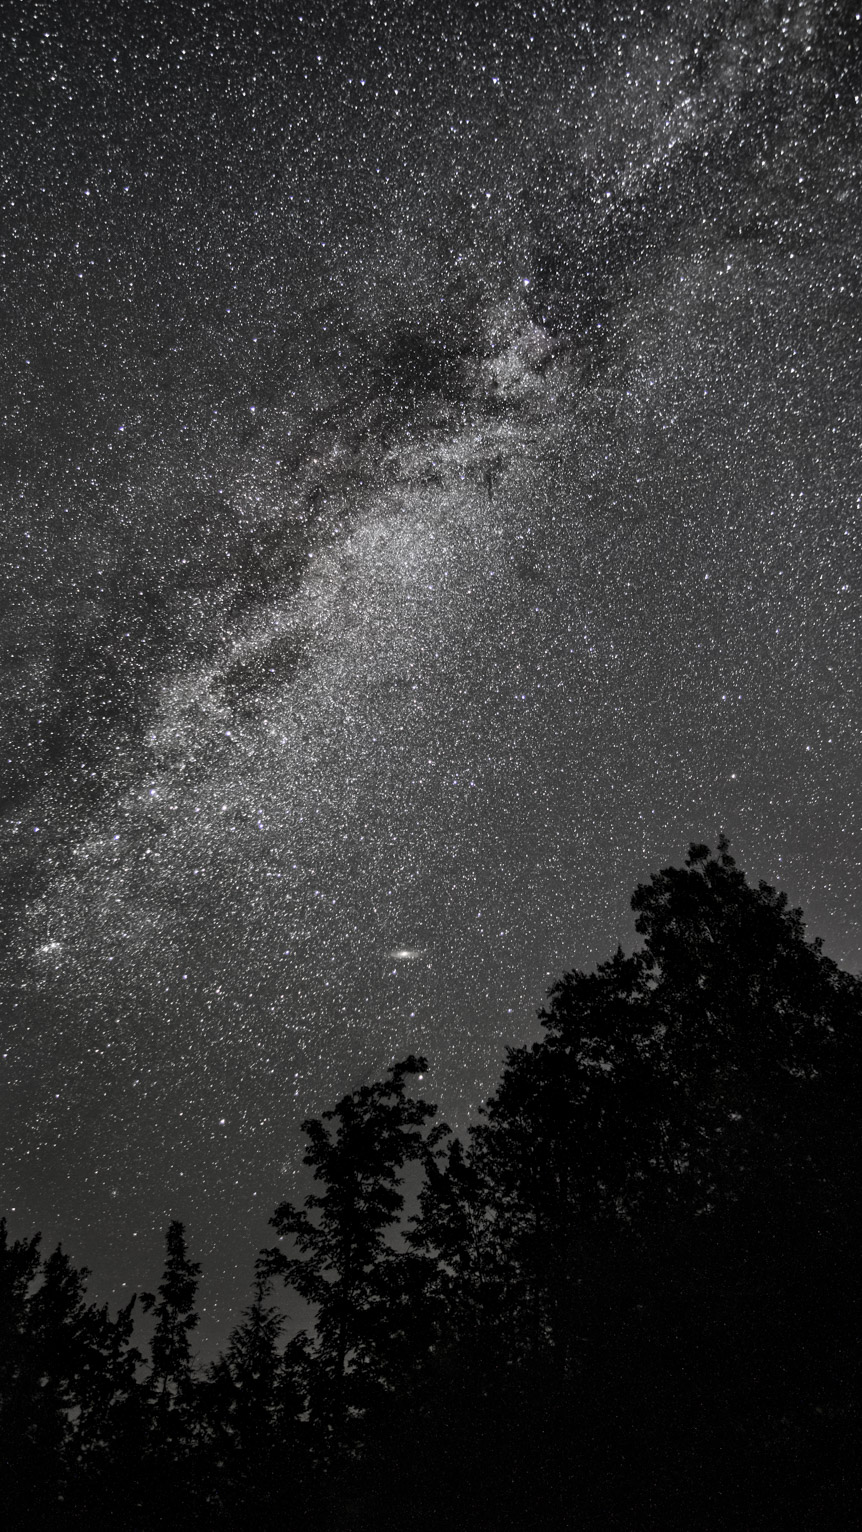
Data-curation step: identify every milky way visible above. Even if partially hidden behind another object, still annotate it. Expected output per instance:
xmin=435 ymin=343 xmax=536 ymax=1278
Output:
xmin=2 ymin=1 xmax=860 ymax=1347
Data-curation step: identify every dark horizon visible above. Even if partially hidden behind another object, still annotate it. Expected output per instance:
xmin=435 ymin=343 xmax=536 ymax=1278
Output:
xmin=3 ymin=838 xmax=860 ymax=1529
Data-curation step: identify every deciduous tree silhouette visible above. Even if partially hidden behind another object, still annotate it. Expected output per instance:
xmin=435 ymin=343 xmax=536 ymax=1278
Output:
xmin=355 ymin=842 xmax=861 ymax=1530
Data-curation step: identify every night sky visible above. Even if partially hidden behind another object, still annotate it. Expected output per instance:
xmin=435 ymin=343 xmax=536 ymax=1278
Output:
xmin=2 ymin=0 xmax=860 ymax=1352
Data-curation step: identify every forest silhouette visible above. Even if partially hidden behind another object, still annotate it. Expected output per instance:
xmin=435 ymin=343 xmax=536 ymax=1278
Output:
xmin=2 ymin=841 xmax=859 ymax=1529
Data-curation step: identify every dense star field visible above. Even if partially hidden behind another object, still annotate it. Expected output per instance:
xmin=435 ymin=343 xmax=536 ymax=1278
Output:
xmin=1 ymin=0 xmax=860 ymax=1348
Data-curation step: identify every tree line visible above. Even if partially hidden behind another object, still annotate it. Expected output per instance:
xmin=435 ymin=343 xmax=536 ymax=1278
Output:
xmin=2 ymin=841 xmax=859 ymax=1528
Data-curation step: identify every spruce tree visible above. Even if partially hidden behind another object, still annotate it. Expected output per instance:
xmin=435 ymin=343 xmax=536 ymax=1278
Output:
xmin=140 ymin=1220 xmax=202 ymax=1520
xmin=264 ymin=1056 xmax=437 ymax=1445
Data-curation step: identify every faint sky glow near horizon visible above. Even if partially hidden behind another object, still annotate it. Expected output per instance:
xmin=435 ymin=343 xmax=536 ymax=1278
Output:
xmin=1 ymin=0 xmax=860 ymax=1352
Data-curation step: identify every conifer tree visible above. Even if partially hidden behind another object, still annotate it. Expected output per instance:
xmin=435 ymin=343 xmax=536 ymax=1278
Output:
xmin=1 ymin=1222 xmax=47 ymax=1518
xmin=264 ymin=1056 xmax=437 ymax=1444
xmin=142 ymin=1220 xmax=201 ymax=1412
xmin=1 ymin=1227 xmax=143 ymax=1526
xmin=140 ymin=1217 xmax=202 ymax=1519
xmin=203 ymin=1262 xmax=305 ymax=1520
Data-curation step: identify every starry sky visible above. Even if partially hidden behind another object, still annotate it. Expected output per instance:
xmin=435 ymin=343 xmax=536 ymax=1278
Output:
xmin=2 ymin=0 xmax=860 ymax=1351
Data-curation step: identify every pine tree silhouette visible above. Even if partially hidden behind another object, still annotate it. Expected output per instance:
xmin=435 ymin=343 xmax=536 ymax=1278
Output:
xmin=262 ymin=1056 xmax=438 ymax=1448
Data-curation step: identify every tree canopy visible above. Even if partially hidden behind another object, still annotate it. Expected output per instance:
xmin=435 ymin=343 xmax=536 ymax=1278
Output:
xmin=1 ymin=843 xmax=858 ymax=1529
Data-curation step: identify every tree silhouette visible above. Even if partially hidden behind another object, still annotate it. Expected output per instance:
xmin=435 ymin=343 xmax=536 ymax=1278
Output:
xmin=202 ymin=1262 xmax=308 ymax=1522
xmin=355 ymin=842 xmax=861 ymax=1529
xmin=1 ymin=843 xmax=858 ymax=1529
xmin=142 ymin=1220 xmax=201 ymax=1409
xmin=139 ymin=1220 xmax=202 ymax=1522
xmin=0 ymin=1223 xmax=144 ymax=1529
xmin=263 ymin=1055 xmax=439 ymax=1446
